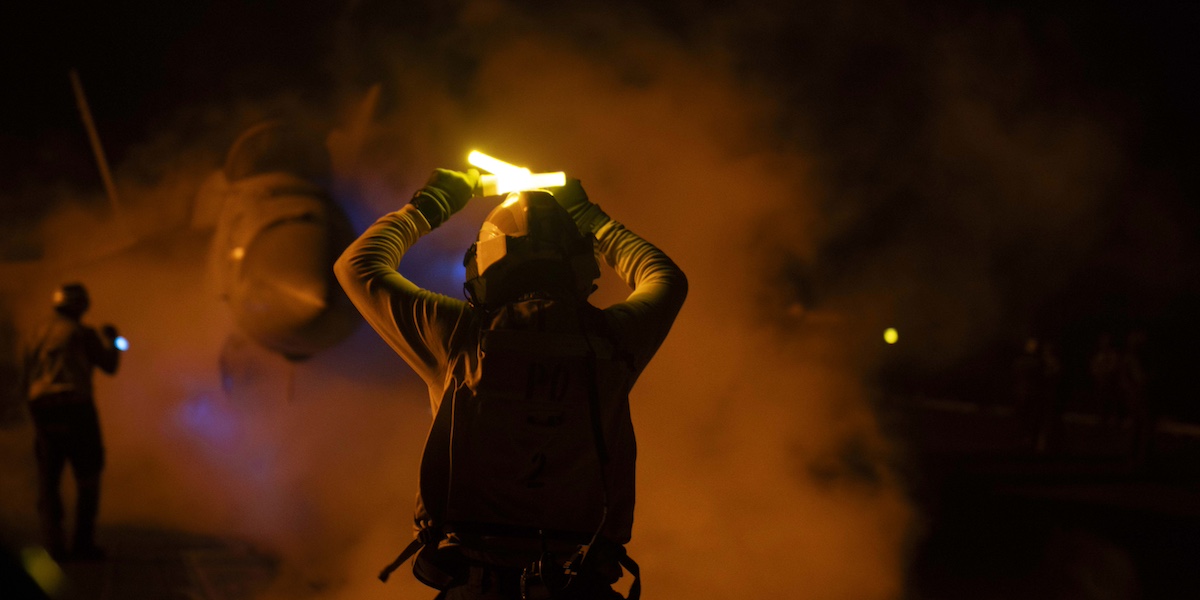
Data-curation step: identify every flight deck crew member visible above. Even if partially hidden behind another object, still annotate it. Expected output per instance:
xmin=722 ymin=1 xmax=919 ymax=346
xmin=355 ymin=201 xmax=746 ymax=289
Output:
xmin=22 ymin=283 xmax=120 ymax=560
xmin=335 ymin=168 xmax=687 ymax=599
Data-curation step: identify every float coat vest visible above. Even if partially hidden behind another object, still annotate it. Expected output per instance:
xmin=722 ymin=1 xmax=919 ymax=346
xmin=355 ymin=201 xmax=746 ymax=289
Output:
xmin=417 ymin=297 xmax=637 ymax=544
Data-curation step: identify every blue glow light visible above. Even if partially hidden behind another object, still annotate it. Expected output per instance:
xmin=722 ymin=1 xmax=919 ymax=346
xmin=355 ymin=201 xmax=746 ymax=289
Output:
xmin=114 ymin=336 xmax=129 ymax=351
xmin=175 ymin=393 xmax=238 ymax=446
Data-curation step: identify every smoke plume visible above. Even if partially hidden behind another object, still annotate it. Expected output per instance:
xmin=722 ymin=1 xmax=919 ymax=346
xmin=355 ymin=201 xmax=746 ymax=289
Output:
xmin=3 ymin=0 xmax=1161 ymax=598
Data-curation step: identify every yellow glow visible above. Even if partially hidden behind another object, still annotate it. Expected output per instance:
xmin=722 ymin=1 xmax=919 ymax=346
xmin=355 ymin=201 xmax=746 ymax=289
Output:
xmin=469 ymin=150 xmax=566 ymax=195
xmin=884 ymin=328 xmax=899 ymax=344
xmin=468 ymin=151 xmax=523 ymax=176
xmin=21 ymin=546 xmax=65 ymax=596
xmin=525 ymin=172 xmax=566 ymax=188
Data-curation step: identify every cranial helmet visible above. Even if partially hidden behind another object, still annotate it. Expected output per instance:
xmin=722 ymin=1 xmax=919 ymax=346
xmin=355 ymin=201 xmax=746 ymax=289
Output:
xmin=463 ymin=191 xmax=600 ymax=308
xmin=53 ymin=282 xmax=90 ymax=316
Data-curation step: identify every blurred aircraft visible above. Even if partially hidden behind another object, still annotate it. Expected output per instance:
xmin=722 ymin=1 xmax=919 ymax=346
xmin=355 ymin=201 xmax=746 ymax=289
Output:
xmin=198 ymin=120 xmax=359 ymax=367
xmin=0 ymin=84 xmax=381 ymax=407
xmin=189 ymin=86 xmax=385 ymax=396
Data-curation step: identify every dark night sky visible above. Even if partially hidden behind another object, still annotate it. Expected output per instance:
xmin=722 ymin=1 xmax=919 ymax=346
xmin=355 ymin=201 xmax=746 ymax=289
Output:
xmin=4 ymin=1 xmax=1198 ymax=191
xmin=3 ymin=1 xmax=340 ymax=203
xmin=3 ymin=0 xmax=1199 ymax=383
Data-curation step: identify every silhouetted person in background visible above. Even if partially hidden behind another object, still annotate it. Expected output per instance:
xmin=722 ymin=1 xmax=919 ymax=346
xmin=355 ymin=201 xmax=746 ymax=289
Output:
xmin=1037 ymin=340 xmax=1065 ymax=453
xmin=1013 ymin=336 xmax=1063 ymax=453
xmin=1013 ymin=337 xmax=1043 ymax=448
xmin=1041 ymin=340 xmax=1070 ymax=451
xmin=21 ymin=283 xmax=121 ymax=560
xmin=1119 ymin=329 xmax=1152 ymax=464
xmin=1089 ymin=331 xmax=1121 ymax=426
xmin=336 ymin=169 xmax=686 ymax=599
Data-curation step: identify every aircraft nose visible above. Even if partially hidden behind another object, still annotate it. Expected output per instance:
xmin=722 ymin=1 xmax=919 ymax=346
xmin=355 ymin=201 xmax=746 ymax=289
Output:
xmin=229 ymin=217 xmax=342 ymax=355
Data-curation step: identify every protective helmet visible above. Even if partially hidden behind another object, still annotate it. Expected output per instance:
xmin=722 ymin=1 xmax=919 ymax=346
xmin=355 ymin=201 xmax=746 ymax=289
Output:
xmin=463 ymin=191 xmax=600 ymax=308
xmin=53 ymin=282 xmax=90 ymax=316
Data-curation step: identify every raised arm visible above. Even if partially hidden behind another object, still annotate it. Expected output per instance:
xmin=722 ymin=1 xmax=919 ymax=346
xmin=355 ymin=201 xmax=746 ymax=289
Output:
xmin=90 ymin=325 xmax=120 ymax=374
xmin=334 ymin=169 xmax=478 ymax=384
xmin=595 ymin=219 xmax=688 ymax=370
xmin=550 ymin=180 xmax=688 ymax=374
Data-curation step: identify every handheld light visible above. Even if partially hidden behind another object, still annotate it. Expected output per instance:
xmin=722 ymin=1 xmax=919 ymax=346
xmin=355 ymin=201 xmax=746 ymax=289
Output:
xmin=468 ymin=150 xmax=565 ymax=195
xmin=115 ymin=335 xmax=129 ymax=352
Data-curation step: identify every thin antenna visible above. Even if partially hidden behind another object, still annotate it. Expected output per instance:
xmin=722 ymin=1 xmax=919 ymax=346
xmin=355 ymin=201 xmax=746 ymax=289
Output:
xmin=69 ymin=69 xmax=125 ymax=228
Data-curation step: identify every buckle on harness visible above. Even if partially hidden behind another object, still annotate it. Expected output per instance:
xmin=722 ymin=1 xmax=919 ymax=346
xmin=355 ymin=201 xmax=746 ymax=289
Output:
xmin=520 ymin=550 xmax=576 ymax=600
xmin=519 ymin=530 xmax=588 ymax=600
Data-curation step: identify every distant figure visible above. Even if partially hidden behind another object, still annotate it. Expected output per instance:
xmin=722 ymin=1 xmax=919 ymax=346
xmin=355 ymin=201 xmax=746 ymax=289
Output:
xmin=1118 ymin=329 xmax=1152 ymax=463
xmin=1013 ymin=336 xmax=1063 ymax=453
xmin=1013 ymin=337 xmax=1042 ymax=446
xmin=20 ymin=283 xmax=121 ymax=560
xmin=1089 ymin=331 xmax=1121 ymax=426
xmin=1037 ymin=340 xmax=1065 ymax=453
xmin=1012 ymin=338 xmax=1041 ymax=403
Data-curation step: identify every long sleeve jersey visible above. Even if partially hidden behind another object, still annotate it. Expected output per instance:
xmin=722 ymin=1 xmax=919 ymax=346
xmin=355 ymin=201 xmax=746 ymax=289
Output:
xmin=334 ymin=203 xmax=687 ymax=415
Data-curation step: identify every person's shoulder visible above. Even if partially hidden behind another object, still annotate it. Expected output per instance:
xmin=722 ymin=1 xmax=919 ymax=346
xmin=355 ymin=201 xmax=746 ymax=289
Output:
xmin=46 ymin=313 xmax=81 ymax=333
xmin=69 ymin=320 xmax=105 ymax=344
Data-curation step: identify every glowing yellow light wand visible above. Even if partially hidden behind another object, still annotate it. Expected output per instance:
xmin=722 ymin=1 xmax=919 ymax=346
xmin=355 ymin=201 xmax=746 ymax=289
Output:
xmin=468 ymin=150 xmax=566 ymax=196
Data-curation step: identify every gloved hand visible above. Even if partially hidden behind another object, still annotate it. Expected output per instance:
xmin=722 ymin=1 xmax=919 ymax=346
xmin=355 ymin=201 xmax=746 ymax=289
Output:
xmin=410 ymin=168 xmax=480 ymax=228
xmin=549 ymin=178 xmax=609 ymax=235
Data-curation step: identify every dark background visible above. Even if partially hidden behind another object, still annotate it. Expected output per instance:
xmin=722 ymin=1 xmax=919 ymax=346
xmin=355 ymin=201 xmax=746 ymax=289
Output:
xmin=3 ymin=1 xmax=1200 ymax=598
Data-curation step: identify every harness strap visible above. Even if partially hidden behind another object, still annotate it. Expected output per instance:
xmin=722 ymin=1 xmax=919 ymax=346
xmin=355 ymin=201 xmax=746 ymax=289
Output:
xmin=379 ymin=538 xmax=422 ymax=582
xmin=385 ymin=537 xmax=642 ymax=600
xmin=618 ymin=553 xmax=642 ymax=600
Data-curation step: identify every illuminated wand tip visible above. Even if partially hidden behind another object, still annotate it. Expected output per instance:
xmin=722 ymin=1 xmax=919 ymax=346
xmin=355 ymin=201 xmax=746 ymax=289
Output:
xmin=467 ymin=150 xmax=565 ymax=195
